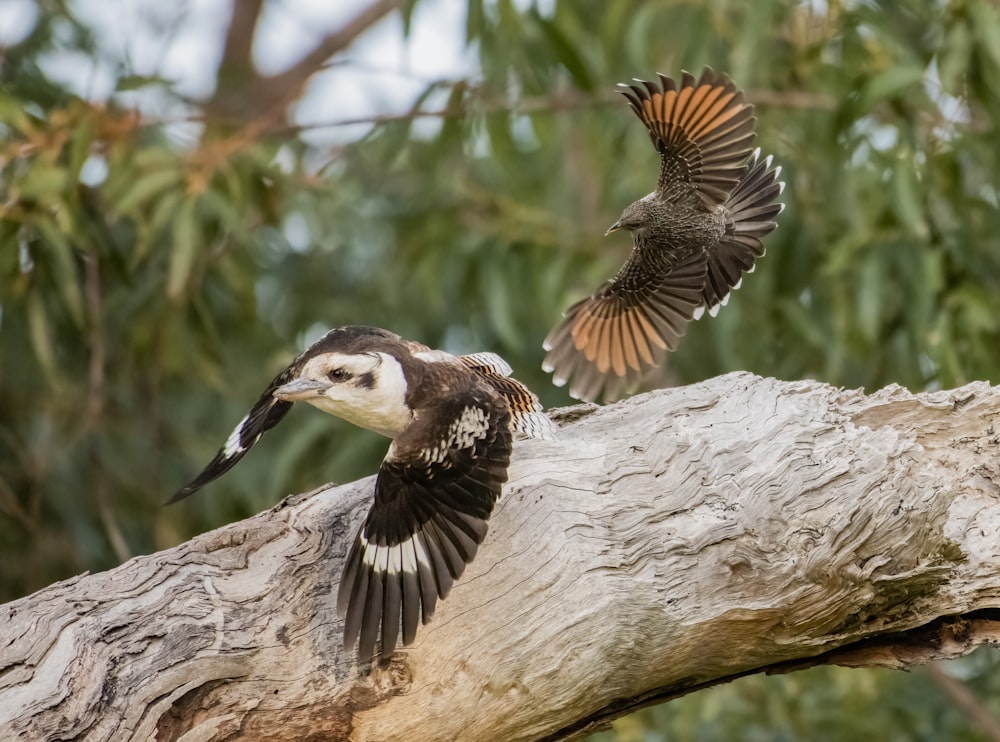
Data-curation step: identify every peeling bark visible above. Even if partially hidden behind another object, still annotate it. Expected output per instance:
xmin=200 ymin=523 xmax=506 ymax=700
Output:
xmin=3 ymin=372 xmax=1000 ymax=741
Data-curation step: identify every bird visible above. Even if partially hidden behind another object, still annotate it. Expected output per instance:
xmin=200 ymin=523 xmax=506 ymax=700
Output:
xmin=169 ymin=325 xmax=556 ymax=663
xmin=542 ymin=67 xmax=785 ymax=403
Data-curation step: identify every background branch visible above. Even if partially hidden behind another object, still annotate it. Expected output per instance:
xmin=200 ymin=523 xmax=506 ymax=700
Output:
xmin=206 ymin=0 xmax=406 ymax=126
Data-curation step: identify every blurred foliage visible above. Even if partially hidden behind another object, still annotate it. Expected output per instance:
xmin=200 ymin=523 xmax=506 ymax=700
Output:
xmin=2 ymin=0 xmax=1000 ymax=739
xmin=592 ymin=655 xmax=1000 ymax=742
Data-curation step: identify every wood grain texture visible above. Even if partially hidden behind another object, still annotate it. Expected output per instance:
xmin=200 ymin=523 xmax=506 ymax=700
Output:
xmin=3 ymin=372 xmax=1000 ymax=741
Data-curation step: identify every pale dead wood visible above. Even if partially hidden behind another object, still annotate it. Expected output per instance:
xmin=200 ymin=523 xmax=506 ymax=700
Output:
xmin=3 ymin=372 xmax=1000 ymax=741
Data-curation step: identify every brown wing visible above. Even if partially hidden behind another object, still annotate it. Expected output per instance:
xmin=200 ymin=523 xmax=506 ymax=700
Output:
xmin=698 ymin=149 xmax=784 ymax=317
xmin=542 ymin=248 xmax=708 ymax=403
xmin=619 ymin=68 xmax=756 ymax=206
xmin=458 ymin=353 xmax=557 ymax=441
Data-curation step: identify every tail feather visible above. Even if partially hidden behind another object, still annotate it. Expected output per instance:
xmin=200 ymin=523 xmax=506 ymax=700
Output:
xmin=698 ymin=150 xmax=784 ymax=317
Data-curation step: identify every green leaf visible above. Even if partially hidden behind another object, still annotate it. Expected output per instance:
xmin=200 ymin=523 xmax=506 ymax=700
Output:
xmin=134 ymin=189 xmax=183 ymax=266
xmin=167 ymin=198 xmax=198 ymax=300
xmin=16 ymin=164 xmax=70 ymax=201
xmin=115 ymin=74 xmax=170 ymax=92
xmin=857 ymin=249 xmax=885 ymax=343
xmin=860 ymin=67 xmax=925 ymax=112
xmin=0 ymin=92 xmax=34 ymax=130
xmin=112 ymin=167 xmax=185 ymax=217
xmin=970 ymin=0 xmax=1000 ymax=73
xmin=950 ymin=282 xmax=998 ymax=331
xmin=67 ymin=112 xmax=96 ymax=177
xmin=531 ymin=9 xmax=594 ymax=91
xmin=891 ymin=154 xmax=928 ymax=238
xmin=398 ymin=0 xmax=417 ymax=38
xmin=437 ymin=81 xmax=468 ymax=151
xmin=34 ymin=217 xmax=84 ymax=327
xmin=26 ymin=291 xmax=59 ymax=385
xmin=466 ymin=0 xmax=485 ymax=43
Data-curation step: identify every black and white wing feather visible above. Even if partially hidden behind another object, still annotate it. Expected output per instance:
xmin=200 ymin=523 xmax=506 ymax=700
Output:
xmin=167 ymin=367 xmax=297 ymax=503
xmin=337 ymin=395 xmax=513 ymax=663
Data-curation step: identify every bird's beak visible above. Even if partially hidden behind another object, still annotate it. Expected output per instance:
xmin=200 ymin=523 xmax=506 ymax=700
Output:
xmin=273 ymin=378 xmax=331 ymax=401
xmin=605 ymin=220 xmax=622 ymax=236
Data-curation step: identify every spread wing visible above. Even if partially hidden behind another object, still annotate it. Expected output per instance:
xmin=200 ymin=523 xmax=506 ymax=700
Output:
xmin=166 ymin=367 xmax=296 ymax=503
xmin=337 ymin=395 xmax=513 ymax=663
xmin=458 ymin=353 xmax=557 ymax=441
xmin=543 ymin=247 xmax=708 ymax=403
xmin=620 ymin=68 xmax=756 ymax=207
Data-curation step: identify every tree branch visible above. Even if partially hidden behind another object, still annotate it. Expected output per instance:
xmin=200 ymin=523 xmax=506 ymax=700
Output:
xmin=265 ymin=0 xmax=406 ymax=104
xmin=198 ymin=84 xmax=837 ymax=138
xmin=3 ymin=372 xmax=1000 ymax=741
xmin=220 ymin=0 xmax=265 ymax=69
xmin=206 ymin=0 xmax=406 ymax=127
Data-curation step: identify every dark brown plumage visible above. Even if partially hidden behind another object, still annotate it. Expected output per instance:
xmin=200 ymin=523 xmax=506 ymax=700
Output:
xmin=543 ymin=68 xmax=784 ymax=403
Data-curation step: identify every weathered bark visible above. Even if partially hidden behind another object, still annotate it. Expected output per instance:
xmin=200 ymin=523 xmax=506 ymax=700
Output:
xmin=3 ymin=372 xmax=1000 ymax=741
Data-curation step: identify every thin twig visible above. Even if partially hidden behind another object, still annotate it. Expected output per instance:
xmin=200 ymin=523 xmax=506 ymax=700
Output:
xmin=80 ymin=252 xmax=130 ymax=563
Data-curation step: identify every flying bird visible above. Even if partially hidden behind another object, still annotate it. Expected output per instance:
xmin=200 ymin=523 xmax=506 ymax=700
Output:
xmin=543 ymin=68 xmax=784 ymax=403
xmin=169 ymin=325 xmax=556 ymax=663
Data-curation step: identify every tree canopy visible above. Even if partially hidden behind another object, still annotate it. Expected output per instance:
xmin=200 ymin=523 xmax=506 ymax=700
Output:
xmin=3 ymin=0 xmax=1000 ymax=739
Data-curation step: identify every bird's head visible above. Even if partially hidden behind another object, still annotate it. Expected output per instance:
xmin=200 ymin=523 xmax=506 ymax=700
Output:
xmin=274 ymin=350 xmax=412 ymax=438
xmin=606 ymin=193 xmax=656 ymax=236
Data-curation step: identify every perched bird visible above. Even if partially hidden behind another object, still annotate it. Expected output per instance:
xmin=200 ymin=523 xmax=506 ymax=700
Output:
xmin=543 ymin=68 xmax=784 ymax=403
xmin=169 ymin=325 xmax=556 ymax=663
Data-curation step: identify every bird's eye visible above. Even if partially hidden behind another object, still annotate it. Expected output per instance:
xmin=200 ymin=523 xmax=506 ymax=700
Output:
xmin=328 ymin=368 xmax=349 ymax=381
